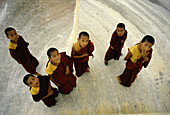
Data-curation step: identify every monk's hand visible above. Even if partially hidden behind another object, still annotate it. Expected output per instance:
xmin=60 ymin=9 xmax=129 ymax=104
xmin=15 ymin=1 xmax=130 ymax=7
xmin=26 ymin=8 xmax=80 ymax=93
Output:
xmin=141 ymin=49 xmax=148 ymax=57
xmin=48 ymin=90 xmax=53 ymax=96
xmin=121 ymin=40 xmax=124 ymax=44
xmin=56 ymin=83 xmax=61 ymax=87
xmin=92 ymin=55 xmax=94 ymax=59
xmin=46 ymin=84 xmax=53 ymax=97
xmin=141 ymin=49 xmax=149 ymax=61
xmin=138 ymin=68 xmax=141 ymax=72
xmin=65 ymin=65 xmax=70 ymax=74
xmin=82 ymin=52 xmax=88 ymax=57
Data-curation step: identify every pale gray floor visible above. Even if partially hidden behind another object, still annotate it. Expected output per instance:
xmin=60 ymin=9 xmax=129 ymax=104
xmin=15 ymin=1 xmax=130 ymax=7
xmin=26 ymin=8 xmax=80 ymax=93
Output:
xmin=0 ymin=0 xmax=169 ymax=115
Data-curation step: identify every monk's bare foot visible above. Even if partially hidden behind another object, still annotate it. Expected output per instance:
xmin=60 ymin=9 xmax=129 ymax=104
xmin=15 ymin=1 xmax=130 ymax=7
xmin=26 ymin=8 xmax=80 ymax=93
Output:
xmin=86 ymin=68 xmax=90 ymax=72
xmin=104 ymin=60 xmax=108 ymax=65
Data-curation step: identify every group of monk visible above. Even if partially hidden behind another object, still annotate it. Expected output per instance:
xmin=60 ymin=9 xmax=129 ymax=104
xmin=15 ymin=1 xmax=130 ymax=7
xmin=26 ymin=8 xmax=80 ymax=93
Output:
xmin=4 ymin=23 xmax=155 ymax=107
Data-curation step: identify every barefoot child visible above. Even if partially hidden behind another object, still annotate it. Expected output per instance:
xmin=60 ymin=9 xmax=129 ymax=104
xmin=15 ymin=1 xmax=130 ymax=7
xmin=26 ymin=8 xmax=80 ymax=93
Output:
xmin=117 ymin=35 xmax=155 ymax=87
xmin=104 ymin=23 xmax=127 ymax=65
xmin=5 ymin=27 xmax=39 ymax=74
xmin=45 ymin=48 xmax=76 ymax=94
xmin=71 ymin=31 xmax=94 ymax=77
xmin=23 ymin=74 xmax=59 ymax=107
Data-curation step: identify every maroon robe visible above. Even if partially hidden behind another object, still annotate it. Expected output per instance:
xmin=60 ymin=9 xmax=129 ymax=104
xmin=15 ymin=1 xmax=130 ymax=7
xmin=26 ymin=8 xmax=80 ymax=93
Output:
xmin=72 ymin=41 xmax=94 ymax=77
xmin=118 ymin=49 xmax=152 ymax=87
xmin=9 ymin=35 xmax=39 ymax=74
xmin=31 ymin=75 xmax=58 ymax=107
xmin=49 ymin=52 xmax=77 ymax=94
xmin=105 ymin=30 xmax=127 ymax=61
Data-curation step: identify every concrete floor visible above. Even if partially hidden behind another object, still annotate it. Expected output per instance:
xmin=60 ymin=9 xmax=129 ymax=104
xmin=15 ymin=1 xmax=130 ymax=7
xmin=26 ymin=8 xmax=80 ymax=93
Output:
xmin=0 ymin=0 xmax=169 ymax=115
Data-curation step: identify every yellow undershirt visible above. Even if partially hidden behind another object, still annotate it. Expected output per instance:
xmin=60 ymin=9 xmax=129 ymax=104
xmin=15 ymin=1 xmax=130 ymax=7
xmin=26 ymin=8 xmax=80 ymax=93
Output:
xmin=8 ymin=41 xmax=17 ymax=50
xmin=129 ymin=45 xmax=141 ymax=63
xmin=30 ymin=87 xmax=39 ymax=95
xmin=45 ymin=61 xmax=57 ymax=75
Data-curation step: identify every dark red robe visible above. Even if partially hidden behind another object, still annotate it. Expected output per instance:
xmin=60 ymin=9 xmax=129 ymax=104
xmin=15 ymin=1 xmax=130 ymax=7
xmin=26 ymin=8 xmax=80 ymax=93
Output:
xmin=31 ymin=75 xmax=59 ymax=107
xmin=48 ymin=52 xmax=77 ymax=94
xmin=118 ymin=49 xmax=152 ymax=87
xmin=72 ymin=41 xmax=94 ymax=77
xmin=9 ymin=35 xmax=39 ymax=74
xmin=105 ymin=30 xmax=127 ymax=61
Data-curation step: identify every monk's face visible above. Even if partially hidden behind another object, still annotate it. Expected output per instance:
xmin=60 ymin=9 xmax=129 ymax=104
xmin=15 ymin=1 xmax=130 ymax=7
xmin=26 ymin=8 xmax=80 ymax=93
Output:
xmin=7 ymin=30 xmax=19 ymax=42
xmin=49 ymin=50 xmax=61 ymax=65
xmin=27 ymin=76 xmax=39 ymax=87
xmin=116 ymin=27 xmax=125 ymax=37
xmin=78 ymin=35 xmax=89 ymax=48
xmin=140 ymin=40 xmax=153 ymax=52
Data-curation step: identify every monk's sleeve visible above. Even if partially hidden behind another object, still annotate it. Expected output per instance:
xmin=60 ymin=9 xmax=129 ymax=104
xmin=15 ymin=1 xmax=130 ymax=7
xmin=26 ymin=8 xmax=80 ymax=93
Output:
xmin=71 ymin=46 xmax=74 ymax=58
xmin=9 ymin=49 xmax=21 ymax=64
xmin=88 ymin=42 xmax=94 ymax=56
xmin=122 ymin=30 xmax=127 ymax=41
xmin=143 ymin=49 xmax=152 ymax=68
xmin=32 ymin=94 xmax=41 ymax=102
xmin=66 ymin=55 xmax=74 ymax=72
xmin=20 ymin=36 xmax=29 ymax=47
xmin=110 ymin=34 xmax=115 ymax=46
xmin=110 ymin=31 xmax=117 ymax=47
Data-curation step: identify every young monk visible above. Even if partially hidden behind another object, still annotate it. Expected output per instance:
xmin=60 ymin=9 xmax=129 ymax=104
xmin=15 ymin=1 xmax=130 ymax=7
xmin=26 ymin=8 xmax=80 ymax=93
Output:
xmin=104 ymin=23 xmax=127 ymax=65
xmin=23 ymin=74 xmax=59 ymax=107
xmin=4 ymin=27 xmax=39 ymax=74
xmin=45 ymin=48 xmax=76 ymax=94
xmin=117 ymin=35 xmax=155 ymax=87
xmin=71 ymin=31 xmax=94 ymax=77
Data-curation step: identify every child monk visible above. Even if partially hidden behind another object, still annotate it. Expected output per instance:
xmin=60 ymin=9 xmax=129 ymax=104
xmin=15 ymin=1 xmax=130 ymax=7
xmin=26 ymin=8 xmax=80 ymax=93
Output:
xmin=117 ymin=35 xmax=155 ymax=87
xmin=71 ymin=31 xmax=94 ymax=77
xmin=23 ymin=74 xmax=59 ymax=107
xmin=104 ymin=23 xmax=127 ymax=65
xmin=45 ymin=48 xmax=76 ymax=94
xmin=4 ymin=27 xmax=39 ymax=74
